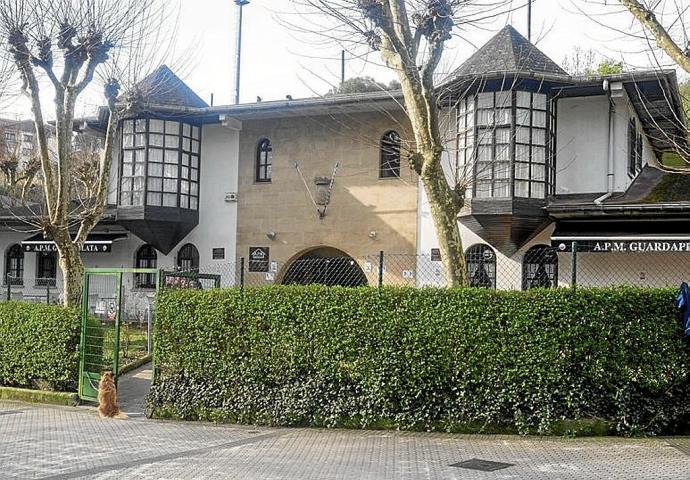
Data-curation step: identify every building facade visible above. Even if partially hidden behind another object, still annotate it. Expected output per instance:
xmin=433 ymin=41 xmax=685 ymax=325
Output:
xmin=0 ymin=26 xmax=687 ymax=302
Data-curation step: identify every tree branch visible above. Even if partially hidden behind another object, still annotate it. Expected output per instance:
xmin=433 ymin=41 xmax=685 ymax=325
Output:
xmin=619 ymin=0 xmax=690 ymax=73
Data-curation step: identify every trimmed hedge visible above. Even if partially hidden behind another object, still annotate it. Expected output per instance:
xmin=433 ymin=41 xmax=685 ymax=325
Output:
xmin=147 ymin=286 xmax=690 ymax=435
xmin=0 ymin=302 xmax=80 ymax=391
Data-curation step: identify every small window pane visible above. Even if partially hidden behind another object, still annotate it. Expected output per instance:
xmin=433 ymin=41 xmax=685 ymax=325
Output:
xmin=531 ymin=164 xmax=545 ymax=181
xmin=123 ymin=134 xmax=134 ymax=148
xmin=149 ymin=162 xmax=163 ymax=177
xmin=495 ymin=109 xmax=511 ymax=125
xmin=477 ymin=92 xmax=493 ymax=109
xmin=164 ymin=178 xmax=177 ymax=192
xmin=150 ymin=119 xmax=164 ymax=133
xmin=181 ymin=166 xmax=189 ymax=179
xmin=516 ymin=109 xmax=531 ymax=126
xmin=149 ymin=134 xmax=164 ymax=147
xmin=531 ymin=182 xmax=545 ymax=199
xmin=120 ymin=192 xmax=132 ymax=205
xmin=121 ymin=178 xmax=132 ymax=191
xmin=516 ymin=127 xmax=531 ymax=144
xmin=476 ymin=162 xmax=492 ymax=180
xmin=516 ymin=162 xmax=530 ymax=180
xmin=475 ymin=180 xmax=492 ymax=198
xmin=134 ymin=163 xmax=145 ymax=176
xmin=495 ymin=162 xmax=510 ymax=179
xmin=516 ymin=144 xmax=530 ymax=162
xmin=135 ymin=119 xmax=147 ymax=133
xmin=165 ymin=121 xmax=179 ymax=134
xmin=515 ymin=180 xmax=529 ymax=197
xmin=123 ymin=150 xmax=133 ymax=162
xmin=532 ymin=147 xmax=546 ymax=164
xmin=495 ymin=127 xmax=511 ymax=144
xmin=533 ymin=110 xmax=546 ymax=128
xmin=122 ymin=162 xmax=133 ymax=175
xmin=477 ymin=110 xmax=493 ymax=126
xmin=148 ymin=148 xmax=163 ymax=163
xmin=192 ymin=126 xmax=200 ymax=140
xmin=516 ymin=91 xmax=531 ymax=108
xmin=164 ymin=165 xmax=178 ymax=178
xmin=123 ymin=120 xmax=134 ymax=133
xmin=191 ymin=182 xmax=198 ymax=195
xmin=181 ymin=180 xmax=189 ymax=194
xmin=191 ymin=168 xmax=199 ymax=181
xmin=133 ymin=177 xmax=145 ymax=191
xmin=165 ymin=135 xmax=179 ymax=148
xmin=148 ymin=178 xmax=162 ymax=191
xmin=191 ymin=155 xmax=199 ymax=168
xmin=495 ymin=91 xmax=511 ymax=107
xmin=132 ymin=191 xmax=143 ymax=206
xmin=180 ymin=195 xmax=189 ymax=209
xmin=495 ymin=145 xmax=510 ymax=162
xmin=477 ymin=146 xmax=492 ymax=162
xmin=183 ymin=137 xmax=191 ymax=152
xmin=494 ymin=180 xmax=510 ymax=197
xmin=190 ymin=197 xmax=198 ymax=209
xmin=478 ymin=131 xmax=493 ymax=145
xmin=147 ymin=192 xmax=162 ymax=206
xmin=163 ymin=193 xmax=177 ymax=207
xmin=183 ymin=123 xmax=191 ymax=137
xmin=533 ymin=129 xmax=546 ymax=146
xmin=135 ymin=134 xmax=146 ymax=147
xmin=182 ymin=153 xmax=189 ymax=166
xmin=533 ymin=93 xmax=547 ymax=110
xmin=191 ymin=140 xmax=199 ymax=154
xmin=165 ymin=150 xmax=178 ymax=164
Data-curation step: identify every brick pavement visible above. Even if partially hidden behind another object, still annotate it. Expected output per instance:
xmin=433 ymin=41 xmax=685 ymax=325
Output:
xmin=1 ymin=400 xmax=689 ymax=479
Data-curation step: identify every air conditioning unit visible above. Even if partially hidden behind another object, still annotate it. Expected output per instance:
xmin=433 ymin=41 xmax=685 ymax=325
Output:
xmin=225 ymin=192 xmax=238 ymax=202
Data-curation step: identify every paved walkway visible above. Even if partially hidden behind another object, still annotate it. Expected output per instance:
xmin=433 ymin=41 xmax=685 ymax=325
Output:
xmin=116 ymin=363 xmax=152 ymax=417
xmin=1 ymin=400 xmax=689 ymax=479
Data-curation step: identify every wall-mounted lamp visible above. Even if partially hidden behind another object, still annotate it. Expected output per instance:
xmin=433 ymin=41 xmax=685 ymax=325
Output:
xmin=368 ymin=231 xmax=377 ymax=239
xmin=266 ymin=231 xmax=277 ymax=241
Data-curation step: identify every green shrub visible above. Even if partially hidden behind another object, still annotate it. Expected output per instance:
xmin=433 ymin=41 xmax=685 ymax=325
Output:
xmin=0 ymin=302 xmax=80 ymax=391
xmin=147 ymin=286 xmax=690 ymax=436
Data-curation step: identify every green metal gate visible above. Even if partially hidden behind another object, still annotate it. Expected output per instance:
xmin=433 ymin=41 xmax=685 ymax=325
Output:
xmin=78 ymin=268 xmax=160 ymax=402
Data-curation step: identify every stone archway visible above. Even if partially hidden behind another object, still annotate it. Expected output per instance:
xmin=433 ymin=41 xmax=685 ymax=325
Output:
xmin=280 ymin=247 xmax=368 ymax=287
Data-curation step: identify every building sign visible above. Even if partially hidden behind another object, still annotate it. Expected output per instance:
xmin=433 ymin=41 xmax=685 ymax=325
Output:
xmin=212 ymin=248 xmax=225 ymax=260
xmin=554 ymin=240 xmax=690 ymax=253
xmin=23 ymin=243 xmax=111 ymax=253
xmin=249 ymin=246 xmax=270 ymax=272
xmin=430 ymin=248 xmax=441 ymax=262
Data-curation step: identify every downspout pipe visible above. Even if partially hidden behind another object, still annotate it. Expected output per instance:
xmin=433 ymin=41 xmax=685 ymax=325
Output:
xmin=595 ymin=79 xmax=616 ymax=205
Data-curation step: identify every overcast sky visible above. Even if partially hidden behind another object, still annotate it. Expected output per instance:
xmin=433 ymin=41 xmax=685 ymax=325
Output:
xmin=1 ymin=0 xmax=687 ymax=118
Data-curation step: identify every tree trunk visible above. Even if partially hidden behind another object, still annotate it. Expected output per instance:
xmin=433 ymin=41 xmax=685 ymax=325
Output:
xmin=56 ymin=241 xmax=84 ymax=308
xmin=420 ymin=152 xmax=468 ymax=287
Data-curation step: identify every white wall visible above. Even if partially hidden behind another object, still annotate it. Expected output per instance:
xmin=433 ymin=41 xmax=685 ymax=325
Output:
xmin=556 ymin=88 xmax=658 ymax=196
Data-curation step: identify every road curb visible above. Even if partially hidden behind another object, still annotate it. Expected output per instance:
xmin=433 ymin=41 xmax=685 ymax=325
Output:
xmin=0 ymin=386 xmax=79 ymax=407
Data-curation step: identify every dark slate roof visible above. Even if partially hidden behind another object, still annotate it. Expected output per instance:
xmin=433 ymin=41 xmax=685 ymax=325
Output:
xmin=449 ymin=25 xmax=567 ymax=78
xmin=134 ymin=65 xmax=208 ymax=108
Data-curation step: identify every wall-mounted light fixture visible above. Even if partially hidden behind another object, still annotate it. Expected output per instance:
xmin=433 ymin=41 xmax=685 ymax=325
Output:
xmin=368 ymin=231 xmax=377 ymax=239
xmin=266 ymin=231 xmax=277 ymax=241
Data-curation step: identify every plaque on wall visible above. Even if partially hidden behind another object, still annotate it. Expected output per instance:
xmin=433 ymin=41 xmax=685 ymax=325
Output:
xmin=430 ymin=248 xmax=441 ymax=262
xmin=212 ymin=248 xmax=225 ymax=260
xmin=249 ymin=247 xmax=270 ymax=272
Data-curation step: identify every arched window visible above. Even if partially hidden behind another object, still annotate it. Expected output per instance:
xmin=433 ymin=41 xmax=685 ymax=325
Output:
xmin=256 ymin=138 xmax=272 ymax=183
xmin=177 ymin=244 xmax=200 ymax=272
xmin=134 ymin=244 xmax=158 ymax=289
xmin=5 ymin=244 xmax=23 ymax=286
xmin=465 ymin=244 xmax=496 ymax=289
xmin=36 ymin=251 xmax=57 ymax=287
xmin=522 ymin=245 xmax=558 ymax=290
xmin=380 ymin=130 xmax=401 ymax=178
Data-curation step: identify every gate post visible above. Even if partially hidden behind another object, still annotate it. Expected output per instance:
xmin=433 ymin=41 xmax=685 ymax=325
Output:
xmin=240 ymin=257 xmax=245 ymax=292
xmin=6 ymin=274 xmax=10 ymax=301
xmin=570 ymin=241 xmax=578 ymax=287
xmin=378 ymin=251 xmax=384 ymax=288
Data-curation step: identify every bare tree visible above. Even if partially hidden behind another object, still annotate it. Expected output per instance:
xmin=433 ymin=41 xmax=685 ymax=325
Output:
xmin=616 ymin=0 xmax=690 ymax=74
xmin=0 ymin=0 xmax=176 ymax=306
xmin=288 ymin=0 xmax=516 ymax=286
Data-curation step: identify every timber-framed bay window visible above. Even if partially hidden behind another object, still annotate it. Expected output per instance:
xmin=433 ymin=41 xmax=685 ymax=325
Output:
xmin=120 ymin=118 xmax=201 ymax=210
xmin=456 ymin=89 xmax=556 ymax=200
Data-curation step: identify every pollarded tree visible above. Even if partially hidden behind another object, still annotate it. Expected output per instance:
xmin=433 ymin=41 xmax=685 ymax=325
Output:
xmin=290 ymin=0 xmax=514 ymax=286
xmin=0 ymin=0 xmax=174 ymax=306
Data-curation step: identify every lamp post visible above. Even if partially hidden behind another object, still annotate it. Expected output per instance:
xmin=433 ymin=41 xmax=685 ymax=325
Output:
xmin=527 ymin=0 xmax=532 ymax=42
xmin=234 ymin=0 xmax=250 ymax=105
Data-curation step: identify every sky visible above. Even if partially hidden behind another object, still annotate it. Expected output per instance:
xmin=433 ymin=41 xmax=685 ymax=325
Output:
xmin=0 ymin=0 xmax=687 ymax=119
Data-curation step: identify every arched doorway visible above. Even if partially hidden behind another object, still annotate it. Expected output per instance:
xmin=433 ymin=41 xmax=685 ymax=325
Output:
xmin=281 ymin=247 xmax=368 ymax=287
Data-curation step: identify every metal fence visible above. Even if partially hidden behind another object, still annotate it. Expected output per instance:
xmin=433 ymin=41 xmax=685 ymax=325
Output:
xmin=166 ymin=247 xmax=690 ymax=291
xmin=2 ymin=276 xmax=62 ymax=304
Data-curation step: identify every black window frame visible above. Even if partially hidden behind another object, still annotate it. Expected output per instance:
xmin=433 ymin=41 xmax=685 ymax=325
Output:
xmin=522 ymin=245 xmax=558 ymax=290
xmin=36 ymin=251 xmax=57 ymax=287
xmin=379 ymin=130 xmax=401 ymax=178
xmin=465 ymin=244 xmax=497 ymax=289
xmin=134 ymin=244 xmax=158 ymax=289
xmin=5 ymin=243 xmax=24 ymax=286
xmin=176 ymin=243 xmax=200 ymax=272
xmin=628 ymin=118 xmax=637 ymax=176
xmin=256 ymin=138 xmax=272 ymax=183
xmin=119 ymin=118 xmax=201 ymax=210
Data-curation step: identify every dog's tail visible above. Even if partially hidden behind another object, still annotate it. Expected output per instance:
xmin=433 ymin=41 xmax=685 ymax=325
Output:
xmin=112 ymin=412 xmax=129 ymax=420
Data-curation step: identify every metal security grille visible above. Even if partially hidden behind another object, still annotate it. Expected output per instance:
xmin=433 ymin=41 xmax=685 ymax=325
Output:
xmin=466 ymin=244 xmax=497 ymax=289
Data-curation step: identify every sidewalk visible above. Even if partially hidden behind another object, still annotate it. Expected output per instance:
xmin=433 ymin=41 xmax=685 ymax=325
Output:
xmin=1 ymin=400 xmax=688 ymax=479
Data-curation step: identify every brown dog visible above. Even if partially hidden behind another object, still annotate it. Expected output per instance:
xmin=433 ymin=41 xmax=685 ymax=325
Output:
xmin=97 ymin=371 xmax=127 ymax=419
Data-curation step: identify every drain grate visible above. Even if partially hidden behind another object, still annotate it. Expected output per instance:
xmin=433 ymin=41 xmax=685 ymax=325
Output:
xmin=450 ymin=458 xmax=514 ymax=472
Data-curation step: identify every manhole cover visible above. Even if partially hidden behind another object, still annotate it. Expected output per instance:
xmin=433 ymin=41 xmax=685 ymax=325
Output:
xmin=450 ymin=458 xmax=514 ymax=472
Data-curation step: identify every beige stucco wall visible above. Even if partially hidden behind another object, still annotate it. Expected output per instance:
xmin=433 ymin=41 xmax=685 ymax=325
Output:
xmin=236 ymin=110 xmax=417 ymax=285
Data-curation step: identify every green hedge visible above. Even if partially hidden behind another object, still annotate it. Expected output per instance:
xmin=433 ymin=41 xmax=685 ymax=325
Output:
xmin=0 ymin=302 xmax=80 ymax=391
xmin=147 ymin=286 xmax=690 ymax=435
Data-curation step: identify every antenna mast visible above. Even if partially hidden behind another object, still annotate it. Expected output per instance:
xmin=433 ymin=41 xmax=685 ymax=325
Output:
xmin=234 ymin=0 xmax=250 ymax=105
